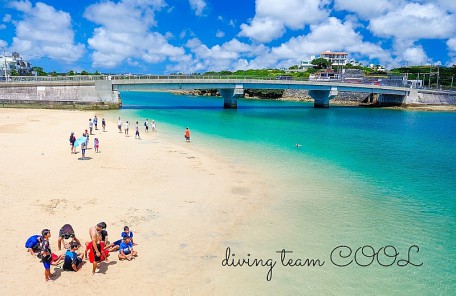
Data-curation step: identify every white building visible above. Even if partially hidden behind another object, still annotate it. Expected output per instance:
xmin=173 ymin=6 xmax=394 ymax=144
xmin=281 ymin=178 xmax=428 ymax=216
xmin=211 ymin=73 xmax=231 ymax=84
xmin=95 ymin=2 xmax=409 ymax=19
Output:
xmin=299 ymin=55 xmax=316 ymax=70
xmin=320 ymin=51 xmax=348 ymax=67
xmin=1 ymin=51 xmax=32 ymax=79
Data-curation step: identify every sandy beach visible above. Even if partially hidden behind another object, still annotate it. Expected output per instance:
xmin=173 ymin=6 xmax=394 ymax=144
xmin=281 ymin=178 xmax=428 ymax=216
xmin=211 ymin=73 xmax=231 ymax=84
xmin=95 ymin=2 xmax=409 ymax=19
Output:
xmin=0 ymin=108 xmax=273 ymax=295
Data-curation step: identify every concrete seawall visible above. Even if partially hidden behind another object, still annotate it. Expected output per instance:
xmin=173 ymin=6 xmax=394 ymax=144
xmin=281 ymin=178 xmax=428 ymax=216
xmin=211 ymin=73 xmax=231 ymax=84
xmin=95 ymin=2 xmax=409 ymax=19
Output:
xmin=0 ymin=80 xmax=120 ymax=109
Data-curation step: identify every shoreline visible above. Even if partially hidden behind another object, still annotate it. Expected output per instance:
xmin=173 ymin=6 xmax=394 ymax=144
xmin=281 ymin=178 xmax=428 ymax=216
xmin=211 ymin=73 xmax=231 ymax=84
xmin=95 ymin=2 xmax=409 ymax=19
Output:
xmin=0 ymin=108 xmax=274 ymax=295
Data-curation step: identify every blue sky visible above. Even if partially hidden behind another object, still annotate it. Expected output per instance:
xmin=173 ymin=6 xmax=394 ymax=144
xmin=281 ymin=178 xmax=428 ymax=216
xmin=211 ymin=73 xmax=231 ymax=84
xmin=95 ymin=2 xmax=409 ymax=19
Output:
xmin=1 ymin=0 xmax=456 ymax=74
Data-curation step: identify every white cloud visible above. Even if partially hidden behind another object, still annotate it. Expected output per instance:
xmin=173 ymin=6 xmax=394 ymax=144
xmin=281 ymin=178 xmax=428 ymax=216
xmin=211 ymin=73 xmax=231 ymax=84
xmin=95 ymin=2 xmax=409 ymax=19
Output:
xmin=432 ymin=0 xmax=456 ymax=13
xmin=84 ymin=0 xmax=185 ymax=69
xmin=401 ymin=46 xmax=428 ymax=65
xmin=189 ymin=0 xmax=207 ymax=16
xmin=239 ymin=0 xmax=329 ymax=43
xmin=3 ymin=14 xmax=12 ymax=22
xmin=169 ymin=38 xmax=269 ymax=73
xmin=272 ymin=18 xmax=389 ymax=63
xmin=447 ymin=38 xmax=456 ymax=66
xmin=0 ymin=24 xmax=6 ymax=30
xmin=369 ymin=3 xmax=456 ymax=40
xmin=239 ymin=17 xmax=285 ymax=43
xmin=333 ymin=0 xmax=402 ymax=19
xmin=216 ymin=30 xmax=225 ymax=38
xmin=8 ymin=1 xmax=84 ymax=61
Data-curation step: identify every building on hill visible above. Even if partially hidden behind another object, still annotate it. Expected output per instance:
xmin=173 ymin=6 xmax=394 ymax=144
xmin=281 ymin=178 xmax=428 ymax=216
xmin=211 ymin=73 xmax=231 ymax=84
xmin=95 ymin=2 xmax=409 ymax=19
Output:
xmin=320 ymin=51 xmax=348 ymax=67
xmin=1 ymin=51 xmax=32 ymax=79
xmin=299 ymin=55 xmax=316 ymax=70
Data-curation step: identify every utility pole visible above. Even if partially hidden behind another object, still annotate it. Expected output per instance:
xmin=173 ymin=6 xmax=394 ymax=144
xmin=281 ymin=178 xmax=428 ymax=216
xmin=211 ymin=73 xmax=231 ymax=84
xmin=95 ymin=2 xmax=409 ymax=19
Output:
xmin=436 ymin=65 xmax=440 ymax=89
xmin=2 ymin=47 xmax=7 ymax=81
xmin=451 ymin=75 xmax=454 ymax=91
xmin=429 ymin=66 xmax=431 ymax=88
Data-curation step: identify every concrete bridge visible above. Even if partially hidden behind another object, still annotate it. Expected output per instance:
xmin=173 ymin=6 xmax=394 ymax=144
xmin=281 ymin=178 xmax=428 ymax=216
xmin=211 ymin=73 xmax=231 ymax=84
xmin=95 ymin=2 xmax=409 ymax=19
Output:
xmin=0 ymin=75 xmax=414 ymax=109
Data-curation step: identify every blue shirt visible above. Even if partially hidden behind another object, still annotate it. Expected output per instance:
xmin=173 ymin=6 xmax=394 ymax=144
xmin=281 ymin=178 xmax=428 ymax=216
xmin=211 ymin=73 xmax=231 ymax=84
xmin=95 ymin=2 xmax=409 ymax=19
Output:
xmin=119 ymin=241 xmax=133 ymax=254
xmin=63 ymin=250 xmax=79 ymax=271
xmin=121 ymin=231 xmax=133 ymax=239
xmin=25 ymin=235 xmax=41 ymax=248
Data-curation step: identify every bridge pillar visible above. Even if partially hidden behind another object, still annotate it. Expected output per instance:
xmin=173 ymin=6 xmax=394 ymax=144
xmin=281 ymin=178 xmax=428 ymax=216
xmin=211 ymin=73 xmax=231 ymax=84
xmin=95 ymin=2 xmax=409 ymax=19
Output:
xmin=308 ymin=87 xmax=338 ymax=108
xmin=220 ymin=85 xmax=244 ymax=109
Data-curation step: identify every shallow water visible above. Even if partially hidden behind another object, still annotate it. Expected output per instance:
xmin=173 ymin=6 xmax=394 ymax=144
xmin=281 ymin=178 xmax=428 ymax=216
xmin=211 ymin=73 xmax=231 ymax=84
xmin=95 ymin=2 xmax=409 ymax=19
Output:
xmin=115 ymin=91 xmax=456 ymax=295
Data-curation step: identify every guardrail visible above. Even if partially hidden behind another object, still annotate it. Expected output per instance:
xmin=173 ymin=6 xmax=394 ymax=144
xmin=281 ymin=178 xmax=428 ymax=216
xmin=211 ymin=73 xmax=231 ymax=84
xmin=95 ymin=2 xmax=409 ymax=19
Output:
xmin=0 ymin=74 xmax=428 ymax=90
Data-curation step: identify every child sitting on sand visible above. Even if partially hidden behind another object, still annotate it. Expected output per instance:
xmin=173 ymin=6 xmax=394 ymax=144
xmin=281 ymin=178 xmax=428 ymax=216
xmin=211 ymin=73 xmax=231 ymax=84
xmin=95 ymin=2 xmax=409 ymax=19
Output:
xmin=118 ymin=236 xmax=137 ymax=261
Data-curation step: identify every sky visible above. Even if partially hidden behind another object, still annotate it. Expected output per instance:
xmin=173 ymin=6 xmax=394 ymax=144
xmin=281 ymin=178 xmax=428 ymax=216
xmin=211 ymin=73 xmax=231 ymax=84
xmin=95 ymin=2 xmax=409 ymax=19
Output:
xmin=1 ymin=0 xmax=456 ymax=74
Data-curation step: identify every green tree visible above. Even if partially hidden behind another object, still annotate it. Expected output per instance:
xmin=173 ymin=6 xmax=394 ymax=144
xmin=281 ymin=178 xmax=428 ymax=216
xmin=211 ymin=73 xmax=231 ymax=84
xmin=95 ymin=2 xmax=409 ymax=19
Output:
xmin=10 ymin=69 xmax=19 ymax=76
xmin=81 ymin=70 xmax=89 ymax=75
xmin=311 ymin=58 xmax=332 ymax=69
xmin=32 ymin=66 xmax=46 ymax=76
xmin=68 ymin=70 xmax=75 ymax=76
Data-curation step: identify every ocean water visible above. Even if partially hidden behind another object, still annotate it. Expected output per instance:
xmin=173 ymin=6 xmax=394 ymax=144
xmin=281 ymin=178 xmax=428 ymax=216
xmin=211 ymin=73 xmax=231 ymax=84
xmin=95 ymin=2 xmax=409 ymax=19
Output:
xmin=114 ymin=91 xmax=456 ymax=295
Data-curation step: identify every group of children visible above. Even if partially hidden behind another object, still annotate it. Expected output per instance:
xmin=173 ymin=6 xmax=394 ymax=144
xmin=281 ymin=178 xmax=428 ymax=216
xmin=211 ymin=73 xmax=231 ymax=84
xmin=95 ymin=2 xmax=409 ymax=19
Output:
xmin=69 ymin=116 xmax=104 ymax=159
xmin=25 ymin=224 xmax=138 ymax=282
xmin=117 ymin=117 xmax=157 ymax=140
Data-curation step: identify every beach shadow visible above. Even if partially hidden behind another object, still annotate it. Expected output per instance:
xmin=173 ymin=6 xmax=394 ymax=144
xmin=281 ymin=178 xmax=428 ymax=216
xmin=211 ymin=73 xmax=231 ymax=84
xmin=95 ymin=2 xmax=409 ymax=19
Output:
xmin=78 ymin=157 xmax=93 ymax=161
xmin=97 ymin=260 xmax=117 ymax=274
xmin=51 ymin=267 xmax=63 ymax=280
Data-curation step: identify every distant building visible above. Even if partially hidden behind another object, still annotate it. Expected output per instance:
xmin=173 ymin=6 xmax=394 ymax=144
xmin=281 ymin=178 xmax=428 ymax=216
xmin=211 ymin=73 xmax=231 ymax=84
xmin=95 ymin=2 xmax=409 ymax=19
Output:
xmin=299 ymin=55 xmax=316 ymax=70
xmin=320 ymin=51 xmax=348 ymax=67
xmin=1 ymin=51 xmax=32 ymax=78
xmin=369 ymin=64 xmax=386 ymax=72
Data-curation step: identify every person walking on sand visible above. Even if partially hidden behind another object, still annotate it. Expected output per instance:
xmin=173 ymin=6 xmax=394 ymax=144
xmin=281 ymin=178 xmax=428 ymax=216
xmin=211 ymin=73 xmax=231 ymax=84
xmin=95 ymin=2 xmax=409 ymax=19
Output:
xmin=69 ymin=132 xmax=76 ymax=154
xmin=144 ymin=119 xmax=149 ymax=132
xmin=93 ymin=115 xmax=98 ymax=130
xmin=135 ymin=122 xmax=141 ymax=139
xmin=124 ymin=121 xmax=130 ymax=136
xmin=88 ymin=223 xmax=104 ymax=275
xmin=118 ymin=117 xmax=122 ymax=133
xmin=185 ymin=127 xmax=191 ymax=142
xmin=102 ymin=118 xmax=106 ymax=132
xmin=89 ymin=118 xmax=94 ymax=135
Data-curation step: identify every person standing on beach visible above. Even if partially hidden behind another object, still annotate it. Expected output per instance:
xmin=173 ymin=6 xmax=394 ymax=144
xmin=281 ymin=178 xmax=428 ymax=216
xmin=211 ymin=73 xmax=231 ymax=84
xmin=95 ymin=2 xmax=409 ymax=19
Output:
xmin=124 ymin=121 xmax=130 ymax=136
xmin=40 ymin=229 xmax=53 ymax=282
xmin=144 ymin=119 xmax=149 ymax=132
xmin=69 ymin=132 xmax=76 ymax=154
xmin=94 ymin=138 xmax=99 ymax=153
xmin=135 ymin=122 xmax=141 ymax=139
xmin=89 ymin=118 xmax=94 ymax=135
xmin=102 ymin=118 xmax=106 ymax=132
xmin=185 ymin=127 xmax=191 ymax=142
xmin=118 ymin=117 xmax=122 ymax=133
xmin=84 ymin=130 xmax=90 ymax=148
xmin=81 ymin=141 xmax=87 ymax=159
xmin=152 ymin=120 xmax=156 ymax=132
xmin=88 ymin=223 xmax=103 ymax=275
xmin=93 ymin=115 xmax=98 ymax=130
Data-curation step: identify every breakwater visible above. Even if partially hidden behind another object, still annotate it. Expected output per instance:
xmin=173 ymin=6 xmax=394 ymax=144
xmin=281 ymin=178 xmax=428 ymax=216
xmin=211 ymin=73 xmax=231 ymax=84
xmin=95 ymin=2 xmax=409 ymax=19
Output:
xmin=0 ymin=80 xmax=120 ymax=109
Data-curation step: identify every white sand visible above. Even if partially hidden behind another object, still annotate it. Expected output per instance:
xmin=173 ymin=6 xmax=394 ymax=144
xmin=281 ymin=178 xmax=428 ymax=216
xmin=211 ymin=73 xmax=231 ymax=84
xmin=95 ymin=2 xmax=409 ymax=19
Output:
xmin=0 ymin=108 xmax=273 ymax=295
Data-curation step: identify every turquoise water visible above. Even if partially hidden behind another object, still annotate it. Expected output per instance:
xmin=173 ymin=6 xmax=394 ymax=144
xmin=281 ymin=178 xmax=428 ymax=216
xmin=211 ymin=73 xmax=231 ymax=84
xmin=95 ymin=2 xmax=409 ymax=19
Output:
xmin=117 ymin=91 xmax=456 ymax=295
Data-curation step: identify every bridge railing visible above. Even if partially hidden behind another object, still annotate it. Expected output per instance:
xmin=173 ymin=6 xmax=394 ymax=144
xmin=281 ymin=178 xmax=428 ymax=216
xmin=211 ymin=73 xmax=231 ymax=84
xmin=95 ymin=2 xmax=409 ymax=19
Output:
xmin=0 ymin=75 xmax=423 ymax=90
xmin=1 ymin=74 xmax=323 ymax=83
